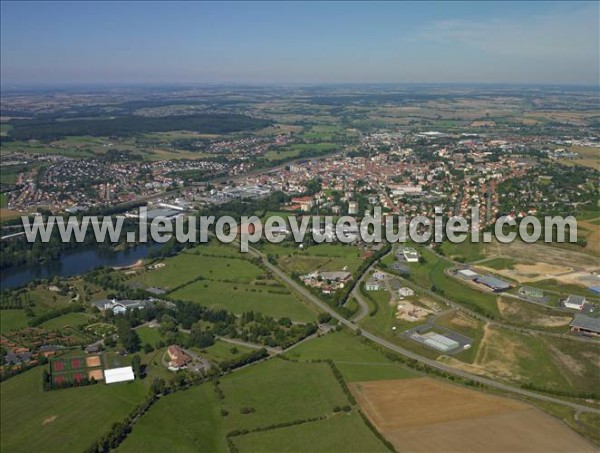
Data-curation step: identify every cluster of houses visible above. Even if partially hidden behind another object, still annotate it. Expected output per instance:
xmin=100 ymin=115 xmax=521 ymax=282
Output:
xmin=301 ymin=270 xmax=352 ymax=294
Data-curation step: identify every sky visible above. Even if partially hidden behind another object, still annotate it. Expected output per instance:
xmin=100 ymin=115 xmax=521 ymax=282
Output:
xmin=1 ymin=1 xmax=598 ymax=85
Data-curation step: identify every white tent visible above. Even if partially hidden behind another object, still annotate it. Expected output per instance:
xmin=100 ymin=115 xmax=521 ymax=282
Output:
xmin=104 ymin=366 xmax=135 ymax=384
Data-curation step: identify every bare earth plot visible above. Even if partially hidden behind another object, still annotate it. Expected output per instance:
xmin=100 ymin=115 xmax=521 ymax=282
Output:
xmin=350 ymin=378 xmax=595 ymax=453
xmin=483 ymin=240 xmax=600 ymax=287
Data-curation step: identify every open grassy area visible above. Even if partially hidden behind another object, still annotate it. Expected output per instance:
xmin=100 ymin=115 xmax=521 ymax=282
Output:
xmin=439 ymin=240 xmax=485 ymax=262
xmin=40 ymin=312 xmax=94 ymax=330
xmin=480 ymin=257 xmax=518 ymax=270
xmin=117 ymin=384 xmax=227 ymax=453
xmin=132 ymin=252 xmax=262 ymax=290
xmin=170 ymin=280 xmax=315 ymax=322
xmin=193 ymin=339 xmax=253 ymax=365
xmin=232 ymin=412 xmax=389 ymax=452
xmin=262 ymin=243 xmax=364 ymax=275
xmin=136 ymin=325 xmax=162 ymax=347
xmin=0 ymin=366 xmax=148 ymax=452
xmin=219 ymin=358 xmax=349 ymax=432
xmin=285 ymin=330 xmax=419 ymax=382
xmin=0 ymin=310 xmax=29 ymax=334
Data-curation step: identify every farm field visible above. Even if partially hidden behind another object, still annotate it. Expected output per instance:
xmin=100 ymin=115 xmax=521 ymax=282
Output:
xmin=0 ymin=367 xmax=147 ymax=452
xmin=232 ymin=412 xmax=388 ymax=452
xmin=351 ymin=378 xmax=595 ymax=452
xmin=262 ymin=243 xmax=365 ymax=275
xmin=131 ymin=252 xmax=262 ymax=290
xmin=218 ymin=358 xmax=350 ymax=432
xmin=117 ymin=384 xmax=227 ymax=453
xmin=284 ymin=330 xmax=419 ymax=382
xmin=171 ymin=279 xmax=315 ymax=322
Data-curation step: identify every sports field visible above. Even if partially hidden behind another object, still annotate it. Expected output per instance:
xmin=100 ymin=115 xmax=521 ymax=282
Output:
xmin=50 ymin=355 xmax=104 ymax=385
xmin=351 ymin=378 xmax=595 ymax=452
xmin=0 ymin=367 xmax=147 ymax=452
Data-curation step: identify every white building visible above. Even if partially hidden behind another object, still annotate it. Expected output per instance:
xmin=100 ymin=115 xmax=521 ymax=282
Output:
xmin=365 ymin=279 xmax=380 ymax=291
xmin=564 ymin=295 xmax=586 ymax=311
xmin=104 ymin=366 xmax=135 ymax=384
xmin=348 ymin=201 xmax=359 ymax=215
xmin=398 ymin=287 xmax=415 ymax=297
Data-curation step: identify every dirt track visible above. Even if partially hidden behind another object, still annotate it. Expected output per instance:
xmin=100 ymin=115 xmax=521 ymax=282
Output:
xmin=350 ymin=378 xmax=596 ymax=452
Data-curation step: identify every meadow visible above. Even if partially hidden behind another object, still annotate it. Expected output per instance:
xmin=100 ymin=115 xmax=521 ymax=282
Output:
xmin=232 ymin=412 xmax=389 ymax=452
xmin=284 ymin=330 xmax=419 ymax=382
xmin=117 ymin=384 xmax=227 ymax=453
xmin=219 ymin=358 xmax=350 ymax=432
xmin=0 ymin=310 xmax=29 ymax=334
xmin=0 ymin=367 xmax=148 ymax=452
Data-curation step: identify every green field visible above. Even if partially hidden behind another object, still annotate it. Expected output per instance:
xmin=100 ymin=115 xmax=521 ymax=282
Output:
xmin=0 ymin=310 xmax=29 ymax=334
xmin=40 ymin=312 xmax=93 ymax=330
xmin=0 ymin=367 xmax=147 ymax=452
xmin=132 ymin=252 xmax=262 ymax=290
xmin=136 ymin=325 xmax=163 ymax=347
xmin=439 ymin=240 xmax=485 ymax=262
xmin=135 ymin=244 xmax=316 ymax=322
xmin=480 ymin=257 xmax=518 ymax=270
xmin=117 ymin=384 xmax=227 ymax=453
xmin=193 ymin=339 xmax=253 ymax=364
xmin=0 ymin=193 xmax=7 ymax=208
xmin=219 ymin=358 xmax=349 ymax=432
xmin=285 ymin=331 xmax=419 ymax=382
xmin=262 ymin=243 xmax=364 ymax=275
xmin=232 ymin=412 xmax=389 ymax=452
xmin=171 ymin=280 xmax=315 ymax=322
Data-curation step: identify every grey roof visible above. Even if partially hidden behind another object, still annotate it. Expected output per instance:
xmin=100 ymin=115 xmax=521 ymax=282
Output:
xmin=475 ymin=275 xmax=511 ymax=290
xmin=570 ymin=314 xmax=600 ymax=333
xmin=565 ymin=295 xmax=586 ymax=304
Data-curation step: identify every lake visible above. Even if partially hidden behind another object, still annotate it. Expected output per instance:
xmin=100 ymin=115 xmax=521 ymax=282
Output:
xmin=0 ymin=243 xmax=160 ymax=289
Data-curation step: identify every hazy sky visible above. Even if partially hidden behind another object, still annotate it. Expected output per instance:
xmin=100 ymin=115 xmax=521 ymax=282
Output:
xmin=1 ymin=1 xmax=598 ymax=85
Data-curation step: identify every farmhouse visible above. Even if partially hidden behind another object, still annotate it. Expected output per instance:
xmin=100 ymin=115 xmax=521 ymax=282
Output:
xmin=365 ymin=279 xmax=380 ymax=291
xmin=167 ymin=345 xmax=191 ymax=371
xmin=474 ymin=275 xmax=511 ymax=292
xmin=570 ymin=314 xmax=600 ymax=337
xmin=563 ymin=295 xmax=586 ymax=311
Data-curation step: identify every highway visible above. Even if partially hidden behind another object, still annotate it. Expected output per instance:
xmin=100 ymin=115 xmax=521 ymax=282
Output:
xmin=247 ymin=245 xmax=600 ymax=414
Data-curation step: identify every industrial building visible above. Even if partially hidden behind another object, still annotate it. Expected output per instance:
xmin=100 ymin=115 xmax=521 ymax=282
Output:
xmin=563 ymin=295 xmax=586 ymax=311
xmin=474 ymin=275 xmax=511 ymax=292
xmin=570 ymin=314 xmax=600 ymax=337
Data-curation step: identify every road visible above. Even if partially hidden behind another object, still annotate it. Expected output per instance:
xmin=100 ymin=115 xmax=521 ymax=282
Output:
xmin=247 ymin=245 xmax=600 ymax=414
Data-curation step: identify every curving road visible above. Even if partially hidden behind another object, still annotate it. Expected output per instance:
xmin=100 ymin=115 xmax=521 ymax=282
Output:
xmin=248 ymin=245 xmax=600 ymax=414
